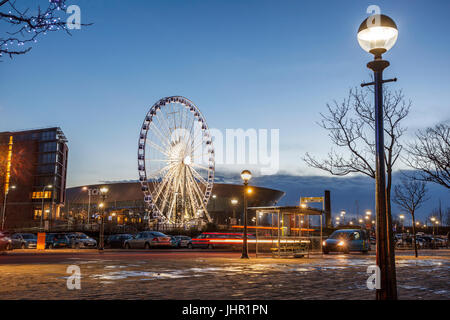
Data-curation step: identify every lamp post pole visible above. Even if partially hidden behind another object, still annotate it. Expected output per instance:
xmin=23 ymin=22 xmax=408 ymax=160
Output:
xmin=241 ymin=181 xmax=249 ymax=259
xmin=40 ymin=185 xmax=52 ymax=231
xmin=240 ymin=170 xmax=251 ymax=259
xmin=98 ymin=187 xmax=109 ymax=251
xmin=358 ymin=14 xmax=399 ymax=300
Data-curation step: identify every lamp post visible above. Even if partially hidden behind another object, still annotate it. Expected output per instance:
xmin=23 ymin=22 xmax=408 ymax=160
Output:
xmin=1 ymin=185 xmax=16 ymax=230
xmin=231 ymin=199 xmax=238 ymax=225
xmin=240 ymin=170 xmax=251 ymax=259
xmin=340 ymin=210 xmax=346 ymax=224
xmin=399 ymin=214 xmax=405 ymax=233
xmin=40 ymin=185 xmax=52 ymax=231
xmin=358 ymin=13 xmax=399 ymax=300
xmin=82 ymin=186 xmax=92 ymax=226
xmin=98 ymin=187 xmax=108 ymax=251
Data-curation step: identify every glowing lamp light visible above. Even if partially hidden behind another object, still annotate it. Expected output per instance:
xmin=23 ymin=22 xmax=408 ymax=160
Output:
xmin=231 ymin=199 xmax=238 ymax=205
xmin=338 ymin=241 xmax=345 ymax=246
xmin=240 ymin=170 xmax=252 ymax=183
xmin=100 ymin=187 xmax=108 ymax=194
xmin=357 ymin=14 xmax=398 ymax=58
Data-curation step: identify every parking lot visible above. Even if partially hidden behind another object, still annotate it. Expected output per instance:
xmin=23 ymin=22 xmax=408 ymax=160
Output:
xmin=1 ymin=248 xmax=449 ymax=300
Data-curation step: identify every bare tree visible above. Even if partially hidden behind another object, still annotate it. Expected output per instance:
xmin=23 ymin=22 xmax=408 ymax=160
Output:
xmin=304 ymin=87 xmax=410 ymax=223
xmin=404 ymin=122 xmax=450 ymax=189
xmin=393 ymin=176 xmax=428 ymax=257
xmin=0 ymin=0 xmax=90 ymax=59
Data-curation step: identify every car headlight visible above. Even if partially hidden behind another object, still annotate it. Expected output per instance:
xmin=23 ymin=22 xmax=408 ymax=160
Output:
xmin=338 ymin=241 xmax=345 ymax=246
xmin=322 ymin=241 xmax=326 ymax=246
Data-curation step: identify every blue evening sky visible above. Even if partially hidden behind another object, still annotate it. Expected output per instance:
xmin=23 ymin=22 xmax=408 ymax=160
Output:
xmin=1 ymin=0 xmax=449 ymax=189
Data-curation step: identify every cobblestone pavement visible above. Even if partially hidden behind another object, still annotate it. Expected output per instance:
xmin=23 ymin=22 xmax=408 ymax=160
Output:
xmin=0 ymin=250 xmax=448 ymax=300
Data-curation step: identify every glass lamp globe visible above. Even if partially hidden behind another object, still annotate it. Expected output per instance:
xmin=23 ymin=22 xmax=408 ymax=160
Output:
xmin=357 ymin=14 xmax=398 ymax=57
xmin=240 ymin=170 xmax=252 ymax=183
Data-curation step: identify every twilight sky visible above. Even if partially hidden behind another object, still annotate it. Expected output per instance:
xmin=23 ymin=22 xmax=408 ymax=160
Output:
xmin=1 ymin=0 xmax=449 ymax=215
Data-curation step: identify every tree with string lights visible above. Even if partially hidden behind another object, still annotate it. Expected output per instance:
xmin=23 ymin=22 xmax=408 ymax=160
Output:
xmin=0 ymin=0 xmax=90 ymax=59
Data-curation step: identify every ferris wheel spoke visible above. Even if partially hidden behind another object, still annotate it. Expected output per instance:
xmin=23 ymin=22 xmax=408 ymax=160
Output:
xmin=186 ymin=166 xmax=207 ymax=206
xmin=153 ymin=166 xmax=177 ymax=203
xmin=146 ymin=163 xmax=173 ymax=180
xmin=191 ymin=162 xmax=211 ymax=172
xmin=149 ymin=122 xmax=172 ymax=148
xmin=189 ymin=166 xmax=208 ymax=187
xmin=147 ymin=140 xmax=170 ymax=157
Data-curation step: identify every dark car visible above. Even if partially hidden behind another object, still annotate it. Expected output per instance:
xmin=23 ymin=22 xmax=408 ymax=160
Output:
xmin=45 ymin=233 xmax=71 ymax=249
xmin=0 ymin=232 xmax=13 ymax=251
xmin=106 ymin=234 xmax=133 ymax=248
xmin=11 ymin=233 xmax=37 ymax=249
xmin=323 ymin=229 xmax=370 ymax=254
xmin=66 ymin=232 xmax=97 ymax=249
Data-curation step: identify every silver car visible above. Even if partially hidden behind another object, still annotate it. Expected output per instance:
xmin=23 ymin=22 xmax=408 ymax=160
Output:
xmin=67 ymin=232 xmax=97 ymax=249
xmin=124 ymin=231 xmax=171 ymax=249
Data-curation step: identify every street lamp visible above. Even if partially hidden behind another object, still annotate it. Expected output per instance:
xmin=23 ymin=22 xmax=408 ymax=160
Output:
xmin=358 ymin=13 xmax=399 ymax=300
xmin=340 ymin=210 xmax=346 ymax=224
xmin=1 ymin=185 xmax=16 ymax=230
xmin=230 ymin=199 xmax=238 ymax=224
xmin=98 ymin=187 xmax=109 ymax=250
xmin=399 ymin=214 xmax=405 ymax=233
xmin=240 ymin=170 xmax=251 ymax=259
xmin=40 ymin=185 xmax=52 ymax=231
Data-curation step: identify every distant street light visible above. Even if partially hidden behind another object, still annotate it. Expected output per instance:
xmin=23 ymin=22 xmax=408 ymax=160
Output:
xmin=399 ymin=214 xmax=405 ymax=233
xmin=240 ymin=170 xmax=252 ymax=259
xmin=98 ymin=187 xmax=109 ymax=250
xmin=358 ymin=13 xmax=399 ymax=300
xmin=1 ymin=185 xmax=16 ymax=230
xmin=40 ymin=185 xmax=52 ymax=231
xmin=230 ymin=199 xmax=238 ymax=224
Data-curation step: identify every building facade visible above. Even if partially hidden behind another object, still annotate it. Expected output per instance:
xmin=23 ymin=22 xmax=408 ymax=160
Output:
xmin=0 ymin=127 xmax=68 ymax=230
xmin=65 ymin=182 xmax=285 ymax=227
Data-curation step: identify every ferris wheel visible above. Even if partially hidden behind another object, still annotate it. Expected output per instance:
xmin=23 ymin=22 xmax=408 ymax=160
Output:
xmin=138 ymin=96 xmax=215 ymax=224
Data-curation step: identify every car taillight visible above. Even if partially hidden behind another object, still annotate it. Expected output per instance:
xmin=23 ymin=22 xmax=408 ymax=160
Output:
xmin=153 ymin=237 xmax=158 ymax=242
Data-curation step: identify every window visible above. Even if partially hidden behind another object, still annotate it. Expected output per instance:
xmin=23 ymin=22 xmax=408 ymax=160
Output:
xmin=40 ymin=130 xmax=56 ymax=141
xmin=38 ymin=153 xmax=56 ymax=164
xmin=37 ymin=164 xmax=56 ymax=174
xmin=39 ymin=142 xmax=57 ymax=152
xmin=32 ymin=191 xmax=52 ymax=199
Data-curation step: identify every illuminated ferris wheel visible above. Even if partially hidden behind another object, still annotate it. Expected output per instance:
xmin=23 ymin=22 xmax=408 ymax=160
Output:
xmin=138 ymin=96 xmax=215 ymax=224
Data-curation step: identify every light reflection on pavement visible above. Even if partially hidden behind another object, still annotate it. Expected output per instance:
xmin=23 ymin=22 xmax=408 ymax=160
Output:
xmin=0 ymin=250 xmax=448 ymax=300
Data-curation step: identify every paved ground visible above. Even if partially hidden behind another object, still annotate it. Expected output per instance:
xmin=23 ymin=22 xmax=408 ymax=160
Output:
xmin=0 ymin=249 xmax=449 ymax=300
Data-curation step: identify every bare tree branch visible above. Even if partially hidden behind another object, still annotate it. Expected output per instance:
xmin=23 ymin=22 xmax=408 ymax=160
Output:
xmin=404 ymin=122 xmax=450 ymax=189
xmin=0 ymin=0 xmax=91 ymax=59
xmin=393 ymin=175 xmax=428 ymax=257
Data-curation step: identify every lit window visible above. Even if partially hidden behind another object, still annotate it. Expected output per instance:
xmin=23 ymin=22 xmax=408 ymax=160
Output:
xmin=32 ymin=191 xmax=52 ymax=199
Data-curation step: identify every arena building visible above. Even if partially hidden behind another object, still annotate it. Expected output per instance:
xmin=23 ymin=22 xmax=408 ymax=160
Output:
xmin=65 ymin=182 xmax=285 ymax=227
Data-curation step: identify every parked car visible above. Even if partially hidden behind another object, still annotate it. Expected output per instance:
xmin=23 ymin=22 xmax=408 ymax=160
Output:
xmin=45 ymin=233 xmax=71 ymax=249
xmin=323 ymin=229 xmax=370 ymax=254
xmin=0 ymin=232 xmax=13 ymax=251
xmin=66 ymin=232 xmax=97 ymax=249
xmin=124 ymin=231 xmax=171 ymax=249
xmin=11 ymin=233 xmax=37 ymax=249
xmin=106 ymin=234 xmax=133 ymax=248
xmin=170 ymin=235 xmax=192 ymax=248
